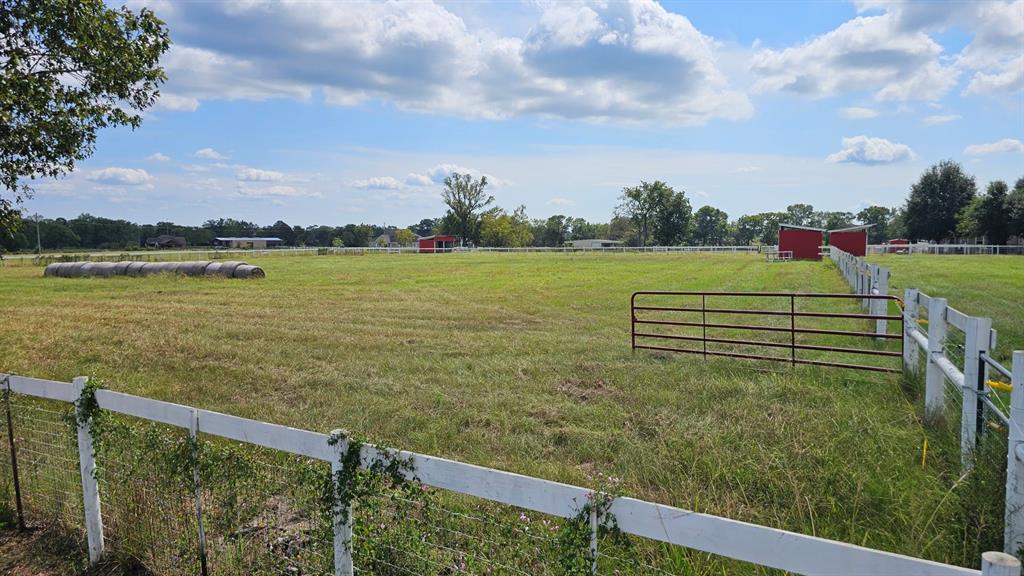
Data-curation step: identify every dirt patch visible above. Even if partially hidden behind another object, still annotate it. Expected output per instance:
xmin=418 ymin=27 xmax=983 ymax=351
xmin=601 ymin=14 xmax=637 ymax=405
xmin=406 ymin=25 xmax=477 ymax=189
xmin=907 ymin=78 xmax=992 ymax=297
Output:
xmin=0 ymin=526 xmax=86 ymax=575
xmin=557 ymin=377 xmax=613 ymax=402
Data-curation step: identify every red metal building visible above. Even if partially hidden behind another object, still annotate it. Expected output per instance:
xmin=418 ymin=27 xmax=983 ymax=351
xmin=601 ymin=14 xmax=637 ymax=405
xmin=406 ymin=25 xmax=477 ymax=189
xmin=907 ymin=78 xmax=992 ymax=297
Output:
xmin=828 ymin=224 xmax=872 ymax=257
xmin=418 ymin=235 xmax=458 ymax=253
xmin=778 ymin=224 xmax=824 ymax=260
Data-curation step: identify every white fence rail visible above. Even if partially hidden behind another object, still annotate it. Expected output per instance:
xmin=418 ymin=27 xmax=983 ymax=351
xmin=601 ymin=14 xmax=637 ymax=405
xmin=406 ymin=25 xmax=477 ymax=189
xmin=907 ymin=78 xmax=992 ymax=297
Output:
xmin=869 ymin=244 xmax=1024 ymax=256
xmin=2 ymin=373 xmax=1015 ymax=575
xmin=829 ymin=246 xmax=890 ymax=335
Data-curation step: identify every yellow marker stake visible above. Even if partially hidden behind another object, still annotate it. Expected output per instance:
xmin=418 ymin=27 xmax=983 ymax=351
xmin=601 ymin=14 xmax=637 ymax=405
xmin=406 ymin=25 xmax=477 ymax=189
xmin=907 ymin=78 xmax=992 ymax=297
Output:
xmin=988 ymin=380 xmax=1013 ymax=393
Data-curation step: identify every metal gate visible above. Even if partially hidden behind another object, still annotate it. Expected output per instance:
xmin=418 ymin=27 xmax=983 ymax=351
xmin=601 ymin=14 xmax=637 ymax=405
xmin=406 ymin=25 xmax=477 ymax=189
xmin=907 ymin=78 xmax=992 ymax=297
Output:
xmin=631 ymin=291 xmax=904 ymax=373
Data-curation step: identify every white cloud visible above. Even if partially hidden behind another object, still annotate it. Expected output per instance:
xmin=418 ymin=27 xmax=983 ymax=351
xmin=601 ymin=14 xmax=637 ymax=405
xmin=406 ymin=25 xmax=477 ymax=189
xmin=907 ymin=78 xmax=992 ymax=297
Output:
xmin=146 ymin=152 xmax=170 ymax=162
xmin=547 ymin=197 xmax=575 ymax=206
xmin=236 ymin=168 xmax=285 ymax=182
xmin=144 ymin=0 xmax=752 ymax=126
xmin=840 ymin=106 xmax=880 ymax=119
xmin=153 ymin=93 xmax=200 ymax=112
xmin=234 ymin=184 xmax=321 ymax=199
xmin=964 ymin=56 xmax=1024 ymax=95
xmin=825 ymin=136 xmax=916 ymax=164
xmin=964 ymin=138 xmax=1024 ymax=155
xmin=351 ymin=176 xmax=404 ymax=190
xmin=751 ymin=14 xmax=956 ymax=101
xmin=923 ymin=114 xmax=961 ymax=125
xmin=85 ymin=167 xmax=153 ymax=186
xmin=194 ymin=147 xmax=228 ymax=160
xmin=404 ymin=173 xmax=434 ymax=186
xmin=425 ymin=163 xmax=474 ymax=184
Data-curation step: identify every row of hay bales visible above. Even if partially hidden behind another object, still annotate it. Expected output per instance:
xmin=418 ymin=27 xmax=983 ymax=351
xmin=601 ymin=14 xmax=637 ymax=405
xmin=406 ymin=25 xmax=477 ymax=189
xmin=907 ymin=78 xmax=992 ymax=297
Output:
xmin=43 ymin=260 xmax=265 ymax=279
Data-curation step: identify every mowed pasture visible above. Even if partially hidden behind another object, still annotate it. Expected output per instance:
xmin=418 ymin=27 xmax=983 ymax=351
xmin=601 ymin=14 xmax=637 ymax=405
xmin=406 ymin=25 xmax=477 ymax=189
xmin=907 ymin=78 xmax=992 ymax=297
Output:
xmin=0 ymin=252 xmax=1001 ymax=569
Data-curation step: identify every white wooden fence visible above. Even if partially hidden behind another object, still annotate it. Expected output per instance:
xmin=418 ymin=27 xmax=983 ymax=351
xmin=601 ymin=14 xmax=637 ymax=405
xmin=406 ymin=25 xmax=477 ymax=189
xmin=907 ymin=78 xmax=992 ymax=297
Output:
xmin=830 ymin=246 xmax=1024 ymax=557
xmin=868 ymin=244 xmax=1024 ymax=256
xmin=1 ymin=373 xmax=1016 ymax=575
xmin=829 ymin=246 xmax=891 ymax=336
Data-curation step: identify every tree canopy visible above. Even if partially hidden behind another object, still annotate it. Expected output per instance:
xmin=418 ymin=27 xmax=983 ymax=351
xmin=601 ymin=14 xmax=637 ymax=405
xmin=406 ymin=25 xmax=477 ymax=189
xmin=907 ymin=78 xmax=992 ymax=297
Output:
xmin=1 ymin=0 xmax=170 ymax=233
xmin=904 ymin=160 xmax=977 ymax=242
xmin=439 ymin=173 xmax=493 ymax=245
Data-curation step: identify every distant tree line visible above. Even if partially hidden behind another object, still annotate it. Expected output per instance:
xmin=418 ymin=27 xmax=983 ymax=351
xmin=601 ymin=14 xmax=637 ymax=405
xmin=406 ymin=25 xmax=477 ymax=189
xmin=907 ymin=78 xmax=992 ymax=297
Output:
xmin=4 ymin=163 xmax=1022 ymax=253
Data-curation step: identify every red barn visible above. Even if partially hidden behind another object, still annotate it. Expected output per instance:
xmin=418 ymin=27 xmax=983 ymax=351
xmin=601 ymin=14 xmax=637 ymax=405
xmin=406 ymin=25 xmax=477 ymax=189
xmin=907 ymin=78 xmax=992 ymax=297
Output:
xmin=418 ymin=235 xmax=457 ymax=253
xmin=828 ymin=224 xmax=872 ymax=257
xmin=778 ymin=224 xmax=824 ymax=260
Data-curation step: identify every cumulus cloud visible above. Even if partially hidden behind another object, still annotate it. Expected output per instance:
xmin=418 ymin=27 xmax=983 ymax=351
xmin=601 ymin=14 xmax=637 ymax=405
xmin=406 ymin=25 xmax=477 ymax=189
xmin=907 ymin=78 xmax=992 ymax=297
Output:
xmin=236 ymin=168 xmax=285 ymax=182
xmin=964 ymin=138 xmax=1024 ymax=155
xmin=923 ymin=114 xmax=961 ymax=125
xmin=404 ymin=173 xmax=434 ymax=186
xmin=825 ymin=136 xmax=916 ymax=164
xmin=139 ymin=0 xmax=751 ymax=126
xmin=146 ymin=152 xmax=170 ymax=162
xmin=856 ymin=0 xmax=1023 ymax=97
xmin=85 ymin=167 xmax=153 ymax=186
xmin=194 ymin=147 xmax=228 ymax=160
xmin=751 ymin=14 xmax=956 ymax=101
xmin=153 ymin=93 xmax=200 ymax=112
xmin=840 ymin=107 xmax=880 ymax=119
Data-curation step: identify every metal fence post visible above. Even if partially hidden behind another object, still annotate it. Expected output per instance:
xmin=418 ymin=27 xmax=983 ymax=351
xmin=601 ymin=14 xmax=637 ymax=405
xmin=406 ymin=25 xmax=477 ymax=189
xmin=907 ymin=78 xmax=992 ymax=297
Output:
xmin=331 ymin=429 xmax=354 ymax=576
xmin=1006 ymin=351 xmax=1024 ymax=556
xmin=903 ymin=289 xmax=919 ymax=373
xmin=72 ymin=376 xmax=105 ymax=564
xmin=925 ymin=299 xmax=948 ymax=423
xmin=962 ymin=316 xmax=992 ymax=470
xmin=981 ymin=551 xmax=1021 ymax=576
xmin=2 ymin=376 xmax=25 ymax=531
xmin=189 ymin=410 xmax=209 ymax=576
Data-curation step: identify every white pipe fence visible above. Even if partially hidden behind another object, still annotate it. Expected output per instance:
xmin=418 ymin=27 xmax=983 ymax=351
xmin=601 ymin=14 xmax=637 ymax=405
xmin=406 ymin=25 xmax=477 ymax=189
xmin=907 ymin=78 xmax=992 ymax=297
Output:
xmin=1 ymin=373 xmax=1016 ymax=575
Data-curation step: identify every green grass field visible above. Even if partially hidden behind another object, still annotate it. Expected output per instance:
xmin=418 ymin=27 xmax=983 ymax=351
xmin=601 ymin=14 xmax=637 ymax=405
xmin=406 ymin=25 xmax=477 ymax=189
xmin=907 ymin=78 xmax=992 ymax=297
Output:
xmin=868 ymin=254 xmax=1024 ymax=359
xmin=0 ymin=252 xmax=1014 ymax=571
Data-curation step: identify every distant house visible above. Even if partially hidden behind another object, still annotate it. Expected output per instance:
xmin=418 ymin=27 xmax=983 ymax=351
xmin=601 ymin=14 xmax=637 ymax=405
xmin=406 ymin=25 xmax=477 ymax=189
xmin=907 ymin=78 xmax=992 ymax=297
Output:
xmin=213 ymin=237 xmax=283 ymax=249
xmin=564 ymin=239 xmax=623 ymax=249
xmin=375 ymin=229 xmax=421 ymax=247
xmin=145 ymin=235 xmax=187 ymax=249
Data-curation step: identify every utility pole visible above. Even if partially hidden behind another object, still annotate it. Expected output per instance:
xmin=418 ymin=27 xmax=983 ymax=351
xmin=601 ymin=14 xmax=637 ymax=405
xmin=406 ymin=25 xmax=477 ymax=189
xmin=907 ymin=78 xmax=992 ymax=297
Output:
xmin=34 ymin=213 xmax=42 ymax=255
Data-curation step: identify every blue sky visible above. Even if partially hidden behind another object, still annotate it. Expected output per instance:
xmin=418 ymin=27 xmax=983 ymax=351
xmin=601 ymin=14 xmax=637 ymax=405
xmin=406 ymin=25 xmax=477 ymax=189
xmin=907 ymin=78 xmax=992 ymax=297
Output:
xmin=31 ymin=0 xmax=1024 ymax=227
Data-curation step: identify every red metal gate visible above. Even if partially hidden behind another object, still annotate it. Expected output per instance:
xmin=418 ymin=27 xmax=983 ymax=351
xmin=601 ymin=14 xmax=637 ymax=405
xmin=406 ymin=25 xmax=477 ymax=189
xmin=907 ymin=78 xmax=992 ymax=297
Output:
xmin=631 ymin=291 xmax=904 ymax=373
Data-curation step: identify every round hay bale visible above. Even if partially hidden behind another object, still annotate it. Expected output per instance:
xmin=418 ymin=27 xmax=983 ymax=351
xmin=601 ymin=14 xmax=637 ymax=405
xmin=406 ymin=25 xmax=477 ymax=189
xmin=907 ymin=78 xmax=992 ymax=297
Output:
xmin=113 ymin=261 xmax=132 ymax=276
xmin=233 ymin=265 xmax=265 ymax=279
xmin=179 ymin=261 xmax=211 ymax=276
xmin=78 ymin=262 xmax=97 ymax=277
xmin=126 ymin=262 xmax=148 ymax=277
xmin=43 ymin=262 xmax=67 ymax=277
xmin=138 ymin=262 xmax=164 ymax=276
xmin=92 ymin=262 xmax=117 ymax=277
xmin=204 ymin=262 xmax=223 ymax=276
xmin=215 ymin=261 xmax=243 ymax=277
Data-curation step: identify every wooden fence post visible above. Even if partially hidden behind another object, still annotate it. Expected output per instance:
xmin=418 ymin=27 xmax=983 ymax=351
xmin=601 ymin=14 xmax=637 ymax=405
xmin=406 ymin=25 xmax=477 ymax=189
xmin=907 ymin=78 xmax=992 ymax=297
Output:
xmin=904 ymin=289 xmax=919 ymax=373
xmin=925 ymin=299 xmax=948 ymax=423
xmin=962 ymin=316 xmax=992 ymax=470
xmin=1006 ymin=351 xmax=1024 ymax=556
xmin=72 ymin=376 xmax=105 ymax=564
xmin=981 ymin=551 xmax=1021 ymax=576
xmin=874 ymin=267 xmax=890 ymax=337
xmin=331 ymin=429 xmax=354 ymax=576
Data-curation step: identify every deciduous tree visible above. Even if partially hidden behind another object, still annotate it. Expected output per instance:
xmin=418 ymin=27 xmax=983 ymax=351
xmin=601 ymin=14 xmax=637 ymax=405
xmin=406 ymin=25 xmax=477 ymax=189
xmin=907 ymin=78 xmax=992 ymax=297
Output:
xmin=440 ymin=173 xmax=493 ymax=244
xmin=904 ymin=160 xmax=976 ymax=241
xmin=1 ymin=0 xmax=170 ymax=233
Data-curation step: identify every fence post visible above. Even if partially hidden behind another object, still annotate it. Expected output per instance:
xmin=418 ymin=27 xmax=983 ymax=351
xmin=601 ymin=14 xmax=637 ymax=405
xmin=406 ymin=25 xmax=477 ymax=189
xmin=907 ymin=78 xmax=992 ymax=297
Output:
xmin=962 ymin=316 xmax=992 ymax=470
xmin=903 ymin=289 xmax=919 ymax=373
xmin=981 ymin=551 xmax=1021 ymax=575
xmin=2 ymin=376 xmax=25 ymax=531
xmin=925 ymin=298 xmax=948 ymax=423
xmin=331 ymin=429 xmax=354 ymax=576
xmin=72 ymin=376 xmax=105 ymax=564
xmin=874 ymin=267 xmax=890 ymax=337
xmin=589 ymin=507 xmax=599 ymax=574
xmin=189 ymin=410 xmax=209 ymax=576
xmin=1006 ymin=351 xmax=1024 ymax=556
